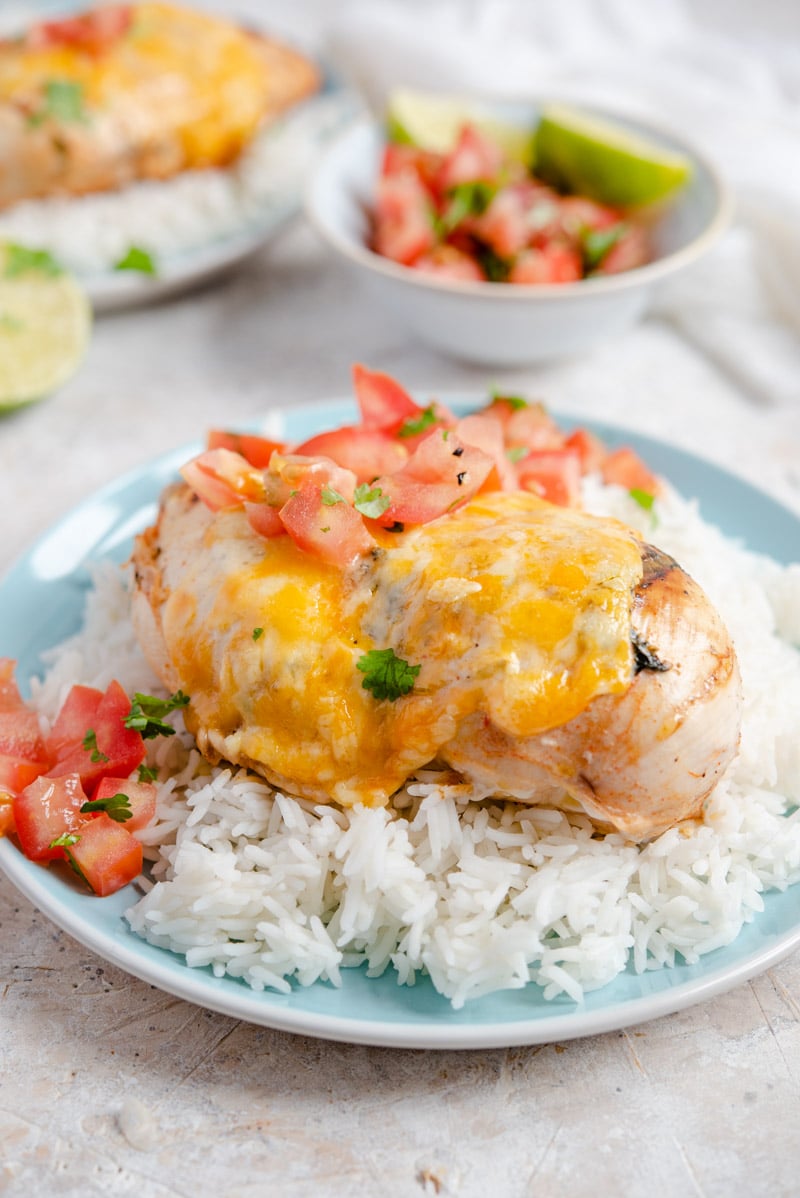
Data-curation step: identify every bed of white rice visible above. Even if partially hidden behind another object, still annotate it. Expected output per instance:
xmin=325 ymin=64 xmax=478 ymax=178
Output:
xmin=0 ymin=92 xmax=350 ymax=278
xmin=29 ymin=480 xmax=800 ymax=1008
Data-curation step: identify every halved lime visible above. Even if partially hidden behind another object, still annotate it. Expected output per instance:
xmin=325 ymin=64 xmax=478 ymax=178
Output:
xmin=534 ymin=104 xmax=692 ymax=208
xmin=387 ymin=88 xmax=536 ymax=167
xmin=0 ymin=243 xmax=91 ymax=410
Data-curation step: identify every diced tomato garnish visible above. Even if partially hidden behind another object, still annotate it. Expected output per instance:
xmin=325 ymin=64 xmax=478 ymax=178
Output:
xmin=63 ymin=813 xmax=143 ymax=897
xmin=517 ymin=449 xmax=582 ymax=507
xmin=292 ymin=427 xmax=408 ymax=483
xmin=44 ymin=684 xmax=103 ymax=762
xmin=557 ymin=196 xmax=621 ymax=236
xmin=374 ymin=171 xmax=437 ymax=266
xmin=504 ymin=402 xmax=565 ymax=452
xmin=13 ymin=773 xmax=88 ymax=862
xmin=352 ymin=364 xmax=422 ymax=431
xmin=0 ymin=708 xmax=46 ymax=763
xmin=181 ymin=449 xmax=266 ymax=511
xmin=455 ymin=414 xmax=518 ymax=492
xmin=0 ymin=754 xmax=47 ymax=794
xmin=28 ymin=6 xmax=133 ymax=54
xmin=279 ymin=482 xmax=376 ymax=565
xmin=564 ymin=427 xmax=607 ymax=474
xmin=91 ymin=776 xmax=157 ymax=833
xmin=0 ymin=794 xmax=15 ymax=838
xmin=471 ymin=185 xmax=535 ymax=259
xmin=381 ymin=143 xmax=443 ymax=192
xmin=436 ymin=123 xmax=505 ymax=192
xmin=375 ymin=430 xmax=495 ymax=526
xmin=413 ymin=245 xmax=485 ymax=282
xmin=48 ymin=680 xmax=145 ymax=790
xmin=597 ymin=226 xmax=650 ymax=275
xmin=601 ymin=446 xmax=661 ymax=495
xmin=508 ymin=244 xmax=583 ymax=284
xmin=244 ymin=502 xmax=285 ymax=539
xmin=206 ymin=431 xmax=285 ymax=469
xmin=0 ymin=658 xmax=29 ymax=712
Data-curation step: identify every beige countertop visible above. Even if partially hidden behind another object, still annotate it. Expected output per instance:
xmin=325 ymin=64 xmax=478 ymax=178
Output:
xmin=3 ymin=2 xmax=800 ymax=1193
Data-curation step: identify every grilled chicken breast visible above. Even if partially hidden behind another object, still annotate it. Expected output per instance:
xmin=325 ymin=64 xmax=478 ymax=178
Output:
xmin=0 ymin=2 xmax=320 ymax=209
xmin=132 ymin=485 xmax=742 ymax=841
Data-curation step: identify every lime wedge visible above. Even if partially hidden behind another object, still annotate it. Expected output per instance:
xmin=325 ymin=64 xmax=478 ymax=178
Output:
xmin=0 ymin=243 xmax=91 ymax=410
xmin=387 ymin=88 xmax=535 ymax=167
xmin=534 ymin=104 xmax=692 ymax=208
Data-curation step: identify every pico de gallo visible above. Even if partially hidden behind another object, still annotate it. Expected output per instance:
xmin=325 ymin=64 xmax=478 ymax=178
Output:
xmin=0 ymin=664 xmax=186 ymax=896
xmin=372 ymin=124 xmax=650 ymax=283
xmin=181 ymin=364 xmax=661 ymax=567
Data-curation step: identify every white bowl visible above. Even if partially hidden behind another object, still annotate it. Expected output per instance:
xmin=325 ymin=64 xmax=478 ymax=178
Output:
xmin=305 ymin=104 xmax=731 ymax=366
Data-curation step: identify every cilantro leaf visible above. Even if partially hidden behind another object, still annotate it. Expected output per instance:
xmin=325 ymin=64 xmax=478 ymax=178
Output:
xmin=82 ymin=729 xmax=109 ymax=763
xmin=49 ymin=832 xmax=80 ymax=849
xmin=321 ymin=484 xmax=347 ymax=506
xmin=506 ymin=445 xmax=528 ymax=463
xmin=629 ymin=487 xmax=655 ymax=512
xmin=356 ymin=648 xmax=420 ymax=701
xmin=398 ymin=404 xmax=438 ymax=438
xmin=353 ymin=483 xmax=390 ymax=520
xmin=581 ymin=223 xmax=627 ymax=273
xmin=124 ymin=690 xmax=189 ymax=739
xmin=4 ymin=243 xmax=63 ymax=279
xmin=137 ymin=764 xmax=158 ymax=783
xmin=114 ymin=246 xmax=157 ymax=275
xmin=490 ymin=391 xmax=528 ymax=410
xmin=29 ymin=79 xmax=88 ymax=126
xmin=252 ymin=627 xmax=264 ymax=641
xmin=437 ymin=180 xmax=497 ymax=236
xmin=80 ymin=793 xmax=133 ymax=823
xmin=475 ymin=246 xmax=511 ymax=283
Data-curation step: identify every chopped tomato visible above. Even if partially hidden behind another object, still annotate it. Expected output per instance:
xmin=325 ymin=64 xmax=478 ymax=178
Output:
xmin=180 ymin=449 xmax=266 ymax=511
xmin=44 ymin=684 xmax=103 ymax=761
xmin=13 ymin=773 xmax=88 ymax=862
xmin=508 ymin=244 xmax=583 ymax=284
xmin=91 ymin=776 xmax=157 ymax=833
xmin=557 ymin=196 xmax=620 ymax=237
xmin=0 ymin=794 xmax=14 ymax=838
xmin=601 ymin=447 xmax=661 ymax=494
xmin=291 ymin=428 xmax=408 ymax=483
xmin=352 ymin=364 xmax=422 ymax=430
xmin=564 ymin=427 xmax=607 ymax=474
xmin=375 ymin=430 xmax=495 ymax=526
xmin=0 ymin=658 xmax=29 ymax=712
xmin=436 ymin=123 xmax=505 ymax=192
xmin=244 ymin=502 xmax=284 ymax=539
xmin=63 ymin=813 xmax=143 ymax=897
xmin=517 ymin=449 xmax=582 ymax=507
xmin=48 ymin=680 xmax=146 ymax=789
xmin=455 ymin=414 xmax=518 ymax=492
xmin=374 ymin=171 xmax=437 ymax=266
xmin=279 ymin=482 xmax=376 ymax=565
xmin=597 ymin=226 xmax=650 ymax=275
xmin=412 ymin=245 xmax=485 ymax=282
xmin=381 ymin=142 xmax=442 ymax=192
xmin=0 ymin=753 xmax=47 ymax=794
xmin=505 ymin=402 xmax=565 ymax=452
xmin=206 ymin=431 xmax=285 ymax=469
xmin=0 ymin=708 xmax=46 ymax=763
xmin=471 ymin=185 xmax=536 ymax=259
xmin=28 ymin=5 xmax=132 ymax=54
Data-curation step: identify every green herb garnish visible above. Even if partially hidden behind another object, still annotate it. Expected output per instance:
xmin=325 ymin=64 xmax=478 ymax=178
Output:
xmin=491 ymin=391 xmax=528 ymax=410
xmin=629 ymin=487 xmax=656 ymax=512
xmin=252 ymin=627 xmax=264 ymax=641
xmin=114 ymin=246 xmax=157 ymax=275
xmin=353 ymin=483 xmax=390 ymax=520
xmin=506 ymin=445 xmax=528 ymax=463
xmin=49 ymin=832 xmax=81 ymax=849
xmin=437 ymin=180 xmax=497 ymax=236
xmin=398 ymin=404 xmax=438 ymax=438
xmin=356 ymin=648 xmax=421 ymax=701
xmin=4 ymin=243 xmax=62 ymax=279
xmin=582 ymin=223 xmax=627 ymax=273
xmin=137 ymin=764 xmax=158 ymax=783
xmin=82 ymin=729 xmax=109 ymax=763
xmin=81 ymin=793 xmax=133 ymax=823
xmin=29 ymin=79 xmax=88 ymax=126
xmin=124 ymin=690 xmax=190 ymax=739
xmin=476 ymin=247 xmax=511 ymax=283
xmin=321 ymin=484 xmax=347 ymax=506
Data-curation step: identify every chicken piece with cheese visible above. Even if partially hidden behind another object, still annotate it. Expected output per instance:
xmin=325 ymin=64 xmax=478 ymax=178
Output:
xmin=0 ymin=2 xmax=319 ymax=209
xmin=132 ymin=485 xmax=742 ymax=841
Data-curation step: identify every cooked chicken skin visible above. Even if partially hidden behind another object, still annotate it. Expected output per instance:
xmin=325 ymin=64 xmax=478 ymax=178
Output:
xmin=0 ymin=2 xmax=320 ymax=209
xmin=132 ymin=485 xmax=742 ymax=841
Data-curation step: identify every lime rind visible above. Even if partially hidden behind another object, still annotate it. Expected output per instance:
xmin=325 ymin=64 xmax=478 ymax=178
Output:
xmin=387 ymin=88 xmax=536 ymax=167
xmin=534 ymin=104 xmax=692 ymax=209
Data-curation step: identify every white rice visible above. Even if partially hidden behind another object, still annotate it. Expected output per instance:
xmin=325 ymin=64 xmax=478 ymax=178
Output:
xmin=0 ymin=92 xmax=351 ymax=278
xmin=29 ymin=481 xmax=800 ymax=1008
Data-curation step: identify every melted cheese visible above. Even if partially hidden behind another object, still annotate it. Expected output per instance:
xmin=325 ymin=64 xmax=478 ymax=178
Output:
xmin=159 ymin=492 xmax=643 ymax=808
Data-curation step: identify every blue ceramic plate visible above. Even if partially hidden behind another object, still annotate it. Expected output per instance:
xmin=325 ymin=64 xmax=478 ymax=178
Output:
xmin=1 ymin=397 xmax=799 ymax=1049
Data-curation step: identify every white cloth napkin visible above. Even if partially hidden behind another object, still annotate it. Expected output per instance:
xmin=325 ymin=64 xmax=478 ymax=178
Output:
xmin=326 ymin=0 xmax=800 ymax=405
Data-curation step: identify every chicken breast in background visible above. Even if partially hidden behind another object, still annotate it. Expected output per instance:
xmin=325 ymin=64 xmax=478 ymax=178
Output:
xmin=0 ymin=2 xmax=320 ymax=210
xmin=132 ymin=484 xmax=742 ymax=842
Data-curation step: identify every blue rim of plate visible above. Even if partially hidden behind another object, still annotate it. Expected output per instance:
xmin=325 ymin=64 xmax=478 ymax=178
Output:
xmin=1 ymin=394 xmax=799 ymax=1049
